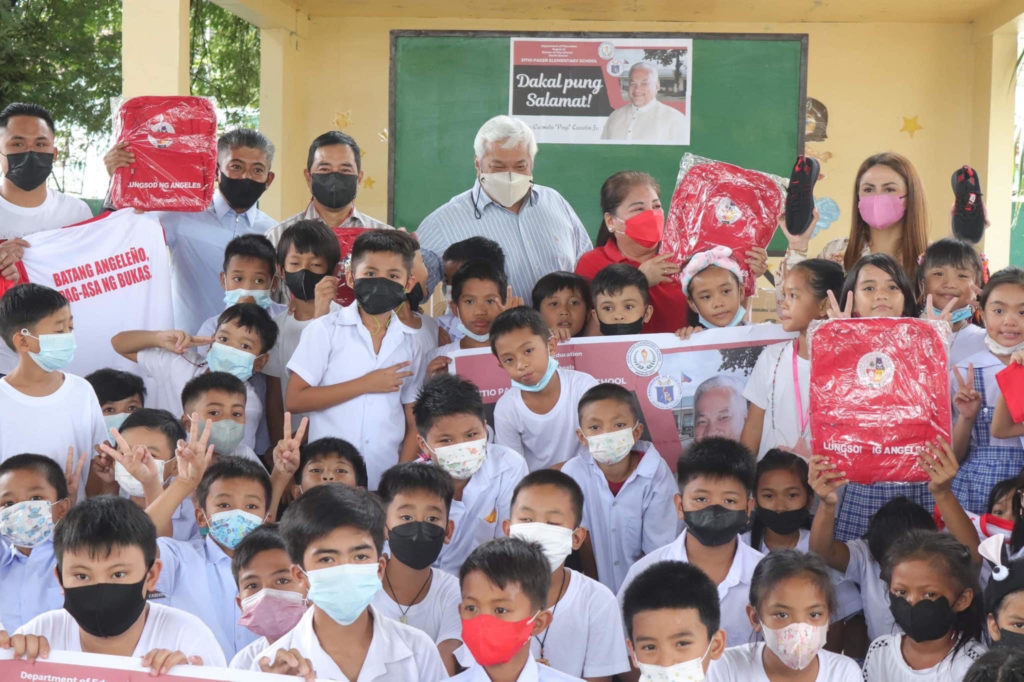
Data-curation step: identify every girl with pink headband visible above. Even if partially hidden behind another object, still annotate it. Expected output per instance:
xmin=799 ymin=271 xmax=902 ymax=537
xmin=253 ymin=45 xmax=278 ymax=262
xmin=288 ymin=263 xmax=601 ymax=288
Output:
xmin=676 ymin=245 xmax=747 ymax=339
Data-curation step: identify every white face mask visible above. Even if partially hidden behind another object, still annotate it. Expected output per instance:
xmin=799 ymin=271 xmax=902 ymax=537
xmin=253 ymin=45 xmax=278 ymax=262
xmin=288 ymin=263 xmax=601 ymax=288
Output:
xmin=431 ymin=438 xmax=487 ymax=479
xmin=480 ymin=172 xmax=533 ymax=208
xmin=114 ymin=458 xmax=169 ymax=498
xmin=985 ymin=334 xmax=1024 ymax=357
xmin=509 ymin=522 xmax=574 ymax=572
xmin=634 ymin=641 xmax=711 ymax=682
xmin=585 ymin=425 xmax=637 ymax=465
xmin=761 ymin=621 xmax=827 ymax=671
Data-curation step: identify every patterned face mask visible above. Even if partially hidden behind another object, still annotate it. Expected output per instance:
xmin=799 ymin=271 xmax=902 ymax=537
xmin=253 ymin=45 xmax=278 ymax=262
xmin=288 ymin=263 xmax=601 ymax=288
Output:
xmin=0 ymin=499 xmax=59 ymax=548
xmin=585 ymin=425 xmax=637 ymax=465
xmin=431 ymin=438 xmax=487 ymax=480
xmin=204 ymin=509 xmax=263 ymax=549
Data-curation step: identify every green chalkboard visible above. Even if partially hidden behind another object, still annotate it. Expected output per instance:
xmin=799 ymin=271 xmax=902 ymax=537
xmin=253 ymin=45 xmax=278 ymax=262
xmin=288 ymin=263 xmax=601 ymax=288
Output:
xmin=389 ymin=31 xmax=807 ymax=253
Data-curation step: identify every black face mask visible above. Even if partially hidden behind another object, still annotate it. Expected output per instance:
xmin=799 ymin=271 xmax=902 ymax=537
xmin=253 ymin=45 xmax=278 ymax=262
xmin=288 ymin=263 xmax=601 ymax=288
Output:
xmin=683 ymin=505 xmax=748 ymax=547
xmin=219 ymin=172 xmax=267 ymax=211
xmin=3 ymin=150 xmax=53 ymax=191
xmin=407 ymin=283 xmax=426 ymax=310
xmin=353 ymin=277 xmax=407 ymax=315
xmin=997 ymin=628 xmax=1024 ymax=649
xmin=63 ymin=578 xmax=149 ymax=638
xmin=311 ymin=172 xmax=357 ymax=210
xmin=599 ymin=319 xmax=644 ymax=336
xmin=285 ymin=269 xmax=328 ymax=301
xmin=388 ymin=521 xmax=446 ymax=570
xmin=756 ymin=506 xmax=810 ymax=536
xmin=889 ymin=595 xmax=957 ymax=642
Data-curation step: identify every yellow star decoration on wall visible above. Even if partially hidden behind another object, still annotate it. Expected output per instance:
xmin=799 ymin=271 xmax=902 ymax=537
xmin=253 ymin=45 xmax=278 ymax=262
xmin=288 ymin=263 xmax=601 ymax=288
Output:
xmin=333 ymin=110 xmax=352 ymax=130
xmin=899 ymin=116 xmax=923 ymax=138
xmin=363 ymin=176 xmax=376 ymax=189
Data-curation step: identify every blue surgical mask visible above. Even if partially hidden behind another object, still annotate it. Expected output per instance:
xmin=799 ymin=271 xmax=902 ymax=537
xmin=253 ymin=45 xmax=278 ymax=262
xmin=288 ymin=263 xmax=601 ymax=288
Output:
xmin=21 ymin=329 xmax=75 ymax=372
xmin=103 ymin=413 xmax=130 ymax=445
xmin=207 ymin=342 xmax=257 ymax=382
xmin=223 ymin=288 xmax=272 ymax=309
xmin=934 ymin=306 xmax=974 ymax=324
xmin=205 ymin=509 xmax=263 ymax=549
xmin=511 ymin=356 xmax=559 ymax=393
xmin=456 ymin=321 xmax=490 ymax=343
xmin=304 ymin=562 xmax=381 ymax=625
xmin=699 ymin=306 xmax=746 ymax=329
xmin=197 ymin=418 xmax=246 ymax=455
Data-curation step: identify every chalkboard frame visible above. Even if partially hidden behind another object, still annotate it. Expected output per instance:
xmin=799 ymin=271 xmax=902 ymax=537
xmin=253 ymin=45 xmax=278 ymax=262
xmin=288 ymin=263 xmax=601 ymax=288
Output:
xmin=388 ymin=29 xmax=808 ymax=253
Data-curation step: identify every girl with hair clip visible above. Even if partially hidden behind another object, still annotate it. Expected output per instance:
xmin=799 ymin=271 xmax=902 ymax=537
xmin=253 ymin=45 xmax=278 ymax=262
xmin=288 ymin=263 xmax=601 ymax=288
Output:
xmin=917 ymin=237 xmax=987 ymax=366
xmin=979 ymin=534 xmax=1024 ymax=650
xmin=706 ymin=550 xmax=862 ymax=681
xmin=862 ymin=530 xmax=986 ymax=681
xmin=675 ymin=246 xmax=752 ymax=340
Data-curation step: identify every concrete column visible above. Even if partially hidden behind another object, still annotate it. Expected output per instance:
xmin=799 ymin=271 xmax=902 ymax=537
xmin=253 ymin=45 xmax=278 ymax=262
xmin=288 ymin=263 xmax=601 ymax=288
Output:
xmin=122 ymin=0 xmax=191 ymax=97
xmin=258 ymin=25 xmax=307 ymax=221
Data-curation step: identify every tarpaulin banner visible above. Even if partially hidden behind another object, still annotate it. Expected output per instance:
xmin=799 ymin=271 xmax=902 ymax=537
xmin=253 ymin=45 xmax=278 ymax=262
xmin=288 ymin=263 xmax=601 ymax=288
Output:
xmin=509 ymin=37 xmax=692 ymax=145
xmin=450 ymin=325 xmax=792 ymax=466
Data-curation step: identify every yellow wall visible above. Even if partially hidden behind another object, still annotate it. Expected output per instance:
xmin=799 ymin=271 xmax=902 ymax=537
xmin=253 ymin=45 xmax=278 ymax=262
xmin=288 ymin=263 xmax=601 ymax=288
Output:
xmin=260 ymin=16 xmax=992 ymax=257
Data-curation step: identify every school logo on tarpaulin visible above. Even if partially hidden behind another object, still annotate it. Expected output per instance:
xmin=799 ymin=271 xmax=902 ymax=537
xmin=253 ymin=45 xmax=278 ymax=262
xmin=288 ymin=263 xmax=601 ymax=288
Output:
xmin=626 ymin=340 xmax=662 ymax=377
xmin=856 ymin=352 xmax=895 ymax=389
xmin=647 ymin=375 xmax=683 ymax=410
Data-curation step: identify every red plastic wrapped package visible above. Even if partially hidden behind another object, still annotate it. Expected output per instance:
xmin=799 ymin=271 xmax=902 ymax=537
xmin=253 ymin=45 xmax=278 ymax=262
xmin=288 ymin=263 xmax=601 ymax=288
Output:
xmin=809 ymin=318 xmax=952 ymax=484
xmin=110 ymin=96 xmax=217 ymax=211
xmin=663 ymin=153 xmax=784 ymax=296
xmin=333 ymin=226 xmax=369 ymax=305
xmin=996 ymin=362 xmax=1024 ymax=424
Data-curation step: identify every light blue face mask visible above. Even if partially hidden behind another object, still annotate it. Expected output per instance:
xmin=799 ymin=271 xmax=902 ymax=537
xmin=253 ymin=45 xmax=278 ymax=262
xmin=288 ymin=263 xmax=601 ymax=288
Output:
xmin=511 ymin=356 xmax=559 ymax=393
xmin=20 ymin=329 xmax=76 ymax=372
xmin=304 ymin=562 xmax=382 ymax=625
xmin=698 ymin=306 xmax=746 ymax=329
xmin=205 ymin=509 xmax=263 ymax=549
xmin=197 ymin=418 xmax=246 ymax=456
xmin=933 ymin=306 xmax=973 ymax=325
xmin=103 ymin=413 xmax=130 ymax=444
xmin=456 ymin=321 xmax=490 ymax=343
xmin=223 ymin=288 xmax=272 ymax=309
xmin=207 ymin=342 xmax=257 ymax=382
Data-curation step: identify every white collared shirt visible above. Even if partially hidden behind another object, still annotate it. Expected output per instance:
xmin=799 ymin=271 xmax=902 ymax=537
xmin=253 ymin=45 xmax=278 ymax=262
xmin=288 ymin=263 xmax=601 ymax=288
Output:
xmin=707 ymin=642 xmax=861 ymax=681
xmin=435 ymin=444 xmax=529 ymax=575
xmin=451 ymin=655 xmax=584 ymax=681
xmin=251 ymin=606 xmax=446 ymax=681
xmin=0 ymin=541 xmax=63 ymax=633
xmin=264 ymin=201 xmax=391 ymax=248
xmin=372 ymin=567 xmax=461 ymax=644
xmin=599 ymin=100 xmax=688 ymax=144
xmin=617 ymin=531 xmax=765 ymax=646
xmin=862 ymin=634 xmax=985 ymax=681
xmin=229 ymin=634 xmax=269 ymax=670
xmin=286 ymin=304 xmax=427 ymax=489
xmin=561 ymin=441 xmax=680 ymax=592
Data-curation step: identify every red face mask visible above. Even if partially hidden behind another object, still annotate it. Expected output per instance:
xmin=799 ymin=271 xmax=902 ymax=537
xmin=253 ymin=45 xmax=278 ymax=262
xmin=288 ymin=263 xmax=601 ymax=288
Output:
xmin=620 ymin=208 xmax=665 ymax=248
xmin=461 ymin=612 xmax=537 ymax=666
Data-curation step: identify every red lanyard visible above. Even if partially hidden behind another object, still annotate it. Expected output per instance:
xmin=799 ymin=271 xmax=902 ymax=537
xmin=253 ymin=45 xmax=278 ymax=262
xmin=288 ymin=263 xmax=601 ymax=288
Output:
xmin=793 ymin=339 xmax=810 ymax=434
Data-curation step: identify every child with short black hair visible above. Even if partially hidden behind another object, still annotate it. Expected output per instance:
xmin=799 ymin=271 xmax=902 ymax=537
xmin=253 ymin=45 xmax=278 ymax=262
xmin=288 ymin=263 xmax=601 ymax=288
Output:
xmin=176 ymin=371 xmax=262 ymax=461
xmin=532 ymin=271 xmax=592 ymax=340
xmin=0 ymin=284 xmax=105 ymax=495
xmin=413 ymin=373 xmax=528 ymax=574
xmin=373 ymin=462 xmax=462 ymax=674
xmin=917 ymin=237 xmax=986 ymax=366
xmin=85 ymin=367 xmax=146 ymax=433
xmin=195 ymin=233 xmax=285 ymax=339
xmin=491 ymin=307 xmax=597 ymax=471
xmin=562 ymin=382 xmax=678 ymax=592
xmin=617 ymin=437 xmax=764 ymax=646
xmin=293 ymin=436 xmax=367 ymax=492
xmin=285 ymin=228 xmax=427 ymax=489
xmin=8 ymin=496 xmax=225 ymax=672
xmin=591 ymin=263 xmax=652 ymax=335
xmin=254 ymin=484 xmax=446 ymax=679
xmin=228 ymin=523 xmax=309 ymax=670
xmin=498 ymin=469 xmax=630 ymax=679
xmin=440 ymin=237 xmax=508 ymax=342
xmin=453 ymin=537 xmax=580 ymax=681
xmin=621 ymin=560 xmax=726 ymax=679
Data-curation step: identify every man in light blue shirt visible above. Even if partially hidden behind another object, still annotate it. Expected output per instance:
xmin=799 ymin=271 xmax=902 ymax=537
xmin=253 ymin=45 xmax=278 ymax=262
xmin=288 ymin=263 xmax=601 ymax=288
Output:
xmin=416 ymin=115 xmax=592 ymax=301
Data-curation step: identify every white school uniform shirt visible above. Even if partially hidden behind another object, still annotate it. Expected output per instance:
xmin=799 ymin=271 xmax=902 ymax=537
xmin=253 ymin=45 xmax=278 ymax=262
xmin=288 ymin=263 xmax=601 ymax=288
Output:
xmin=135 ymin=348 xmax=264 ymax=453
xmin=452 ymin=655 xmax=584 ymax=681
xmin=949 ymin=323 xmax=988 ymax=367
xmin=431 ymin=339 xmax=463 ymax=362
xmin=861 ymin=634 xmax=986 ymax=681
xmin=229 ymin=634 xmax=269 ymax=670
xmin=561 ymin=441 xmax=680 ymax=592
xmin=0 ymin=541 xmax=63 ymax=633
xmin=263 ymin=302 xmax=343 ymax=422
xmin=371 ymin=567 xmax=462 ymax=644
xmin=436 ymin=443 xmax=529 ymax=575
xmin=494 ymin=368 xmax=598 ymax=471
xmin=954 ymin=350 xmax=1019 ymax=446
xmin=251 ymin=606 xmax=447 ymax=681
xmin=437 ymin=311 xmax=464 ymax=342
xmin=154 ymin=534 xmax=255 ymax=659
xmin=0 ymin=187 xmax=92 ymax=240
xmin=287 ymin=304 xmax=426 ymax=490
xmin=844 ymin=538 xmax=897 ymax=642
xmin=0 ymin=373 xmax=103 ymax=498
xmin=742 ymin=340 xmax=808 ymax=460
xmin=15 ymin=602 xmax=227 ymax=667
xmin=617 ymin=531 xmax=765 ymax=646
xmin=410 ymin=313 xmax=441 ymax=358
xmin=707 ymin=642 xmax=861 ymax=682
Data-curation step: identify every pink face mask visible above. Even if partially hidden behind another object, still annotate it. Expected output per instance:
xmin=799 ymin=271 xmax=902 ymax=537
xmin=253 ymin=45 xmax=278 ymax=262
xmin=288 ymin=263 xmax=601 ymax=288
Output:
xmin=238 ymin=588 xmax=308 ymax=640
xmin=858 ymin=194 xmax=906 ymax=229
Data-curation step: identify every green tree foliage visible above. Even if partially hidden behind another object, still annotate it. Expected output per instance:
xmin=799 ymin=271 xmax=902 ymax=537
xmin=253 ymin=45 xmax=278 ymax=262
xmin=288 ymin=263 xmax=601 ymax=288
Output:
xmin=190 ymin=0 xmax=260 ymax=128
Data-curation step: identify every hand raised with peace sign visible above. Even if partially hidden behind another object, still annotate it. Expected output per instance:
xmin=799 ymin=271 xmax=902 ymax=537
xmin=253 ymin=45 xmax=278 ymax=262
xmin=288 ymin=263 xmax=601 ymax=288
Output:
xmin=174 ymin=415 xmax=215 ymax=489
xmin=156 ymin=330 xmax=214 ymax=355
xmin=63 ymin=446 xmax=89 ymax=499
xmin=826 ymin=290 xmax=853 ymax=319
xmin=924 ymin=294 xmax=957 ymax=326
xmin=500 ymin=285 xmax=525 ymax=311
xmin=98 ymin=428 xmax=161 ymax=489
xmin=952 ymin=364 xmax=982 ymax=420
xmin=272 ymin=412 xmax=308 ymax=479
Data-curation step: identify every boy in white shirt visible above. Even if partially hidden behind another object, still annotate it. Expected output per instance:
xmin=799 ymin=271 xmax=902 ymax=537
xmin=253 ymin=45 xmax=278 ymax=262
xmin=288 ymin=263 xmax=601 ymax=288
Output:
xmin=392 ymin=230 xmax=442 ymax=359
xmin=617 ymin=437 xmax=765 ymax=646
xmin=491 ymin=307 xmax=597 ymax=471
xmin=112 ymin=302 xmax=278 ymax=454
xmin=285 ymin=229 xmax=427 ymax=490
xmin=591 ymin=264 xmax=653 ymax=336
xmin=413 ymin=373 xmax=528 ymax=574
xmin=5 ymin=495 xmax=225 ymax=673
xmin=453 ymin=537 xmax=583 ymax=681
xmin=0 ymin=284 xmax=104 ymax=492
xmin=179 ymin=372 xmax=262 ymax=462
xmin=438 ymin=236 xmax=508 ymax=344
xmin=374 ymin=462 xmax=463 ymax=674
xmin=194 ymin=233 xmax=285 ymax=338
xmin=254 ymin=483 xmax=447 ymax=680
xmin=563 ymin=383 xmax=679 ymax=592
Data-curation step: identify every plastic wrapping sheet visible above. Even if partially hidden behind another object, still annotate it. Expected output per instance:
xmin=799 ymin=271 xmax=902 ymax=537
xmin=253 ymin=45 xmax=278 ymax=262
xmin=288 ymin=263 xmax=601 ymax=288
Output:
xmin=663 ymin=153 xmax=785 ymax=297
xmin=110 ymin=96 xmax=217 ymax=211
xmin=996 ymin=362 xmax=1024 ymax=424
xmin=809 ymin=317 xmax=952 ymax=484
